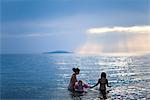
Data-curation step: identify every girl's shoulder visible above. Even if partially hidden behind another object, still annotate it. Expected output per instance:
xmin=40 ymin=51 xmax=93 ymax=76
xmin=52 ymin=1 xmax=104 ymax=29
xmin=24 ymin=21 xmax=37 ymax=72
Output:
xmin=71 ymin=73 xmax=76 ymax=78
xmin=98 ymin=78 xmax=101 ymax=82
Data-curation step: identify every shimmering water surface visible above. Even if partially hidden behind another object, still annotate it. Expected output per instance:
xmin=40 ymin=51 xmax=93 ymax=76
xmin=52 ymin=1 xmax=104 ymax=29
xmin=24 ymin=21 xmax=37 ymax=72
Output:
xmin=1 ymin=54 xmax=150 ymax=100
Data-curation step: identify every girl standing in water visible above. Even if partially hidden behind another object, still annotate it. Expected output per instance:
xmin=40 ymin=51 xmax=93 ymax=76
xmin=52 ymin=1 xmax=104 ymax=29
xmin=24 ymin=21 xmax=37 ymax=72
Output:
xmin=91 ymin=72 xmax=111 ymax=99
xmin=68 ymin=68 xmax=80 ymax=91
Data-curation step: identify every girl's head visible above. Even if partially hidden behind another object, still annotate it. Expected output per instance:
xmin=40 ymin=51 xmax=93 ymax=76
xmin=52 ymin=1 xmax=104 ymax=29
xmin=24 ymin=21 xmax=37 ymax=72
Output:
xmin=72 ymin=68 xmax=80 ymax=75
xmin=101 ymin=72 xmax=106 ymax=78
xmin=78 ymin=80 xmax=83 ymax=85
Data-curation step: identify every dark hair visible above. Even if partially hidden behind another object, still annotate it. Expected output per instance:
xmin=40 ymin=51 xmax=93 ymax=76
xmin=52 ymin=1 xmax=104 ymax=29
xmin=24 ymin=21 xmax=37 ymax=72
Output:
xmin=79 ymin=80 xmax=82 ymax=82
xmin=78 ymin=80 xmax=82 ymax=83
xmin=72 ymin=68 xmax=80 ymax=73
xmin=101 ymin=72 xmax=106 ymax=78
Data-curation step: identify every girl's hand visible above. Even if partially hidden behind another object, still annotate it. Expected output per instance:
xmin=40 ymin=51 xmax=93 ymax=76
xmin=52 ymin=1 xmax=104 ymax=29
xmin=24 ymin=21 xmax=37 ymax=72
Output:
xmin=90 ymin=86 xmax=94 ymax=88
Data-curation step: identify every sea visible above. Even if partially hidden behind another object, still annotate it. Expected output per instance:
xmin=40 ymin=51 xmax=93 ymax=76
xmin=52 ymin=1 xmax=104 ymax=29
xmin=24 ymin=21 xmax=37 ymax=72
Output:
xmin=1 ymin=54 xmax=150 ymax=100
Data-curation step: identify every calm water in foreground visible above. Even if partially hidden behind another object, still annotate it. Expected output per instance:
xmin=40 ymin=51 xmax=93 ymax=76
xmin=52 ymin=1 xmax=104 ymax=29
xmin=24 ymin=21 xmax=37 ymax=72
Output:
xmin=1 ymin=54 xmax=150 ymax=100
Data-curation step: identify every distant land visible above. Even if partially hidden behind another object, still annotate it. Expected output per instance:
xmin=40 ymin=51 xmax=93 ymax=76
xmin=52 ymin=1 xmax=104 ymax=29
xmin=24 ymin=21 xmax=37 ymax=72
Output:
xmin=43 ymin=50 xmax=73 ymax=54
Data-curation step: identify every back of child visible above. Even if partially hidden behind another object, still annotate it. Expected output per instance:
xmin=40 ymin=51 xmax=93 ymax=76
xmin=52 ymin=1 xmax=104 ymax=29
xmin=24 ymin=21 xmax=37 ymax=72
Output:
xmin=91 ymin=72 xmax=110 ymax=99
xmin=99 ymin=72 xmax=109 ymax=99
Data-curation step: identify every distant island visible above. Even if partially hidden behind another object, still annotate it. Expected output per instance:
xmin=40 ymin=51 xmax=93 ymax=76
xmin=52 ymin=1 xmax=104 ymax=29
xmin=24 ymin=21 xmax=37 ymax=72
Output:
xmin=43 ymin=50 xmax=73 ymax=54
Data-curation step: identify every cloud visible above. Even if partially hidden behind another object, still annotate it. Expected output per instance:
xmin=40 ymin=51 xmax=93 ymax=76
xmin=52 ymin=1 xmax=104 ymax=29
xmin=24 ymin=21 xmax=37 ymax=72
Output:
xmin=87 ymin=25 xmax=150 ymax=34
xmin=77 ymin=25 xmax=150 ymax=55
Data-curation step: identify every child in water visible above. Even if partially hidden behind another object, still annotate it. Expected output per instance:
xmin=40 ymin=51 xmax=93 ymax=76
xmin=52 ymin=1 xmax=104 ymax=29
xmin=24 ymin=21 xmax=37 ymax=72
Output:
xmin=91 ymin=72 xmax=111 ymax=99
xmin=68 ymin=68 xmax=80 ymax=91
xmin=74 ymin=80 xmax=90 ymax=93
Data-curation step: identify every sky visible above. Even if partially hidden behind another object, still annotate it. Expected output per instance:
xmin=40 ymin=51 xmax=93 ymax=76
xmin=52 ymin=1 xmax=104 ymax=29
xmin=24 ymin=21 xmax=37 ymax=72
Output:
xmin=1 ymin=0 xmax=150 ymax=54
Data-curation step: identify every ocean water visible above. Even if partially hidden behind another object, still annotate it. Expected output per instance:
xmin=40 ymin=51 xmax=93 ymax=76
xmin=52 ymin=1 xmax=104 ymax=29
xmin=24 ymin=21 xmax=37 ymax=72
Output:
xmin=1 ymin=54 xmax=150 ymax=100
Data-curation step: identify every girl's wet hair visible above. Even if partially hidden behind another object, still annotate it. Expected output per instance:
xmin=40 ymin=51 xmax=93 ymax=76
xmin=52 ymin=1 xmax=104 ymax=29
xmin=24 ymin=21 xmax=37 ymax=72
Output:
xmin=101 ymin=72 xmax=106 ymax=78
xmin=72 ymin=68 xmax=80 ymax=73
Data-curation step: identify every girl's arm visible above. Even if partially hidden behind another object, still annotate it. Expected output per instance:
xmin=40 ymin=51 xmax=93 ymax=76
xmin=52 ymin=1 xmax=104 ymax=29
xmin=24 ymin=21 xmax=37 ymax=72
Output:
xmin=90 ymin=79 xmax=100 ymax=88
xmin=106 ymin=79 xmax=111 ymax=87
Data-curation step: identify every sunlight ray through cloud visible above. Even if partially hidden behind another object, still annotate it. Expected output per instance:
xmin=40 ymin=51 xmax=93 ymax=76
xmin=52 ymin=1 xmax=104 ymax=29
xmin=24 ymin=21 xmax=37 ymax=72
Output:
xmin=77 ymin=25 xmax=150 ymax=55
